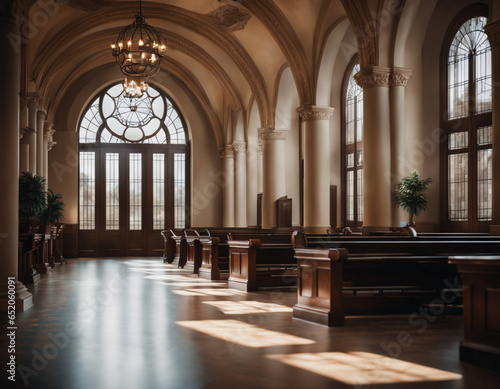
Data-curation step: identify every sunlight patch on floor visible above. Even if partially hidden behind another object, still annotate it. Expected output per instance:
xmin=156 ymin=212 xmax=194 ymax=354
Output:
xmin=176 ymin=319 xmax=315 ymax=348
xmin=173 ymin=288 xmax=245 ymax=296
xmin=266 ymin=351 xmax=462 ymax=385
xmin=203 ymin=300 xmax=293 ymax=314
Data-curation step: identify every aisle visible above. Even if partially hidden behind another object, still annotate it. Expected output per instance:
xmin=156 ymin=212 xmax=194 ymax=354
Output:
xmin=6 ymin=258 xmax=500 ymax=389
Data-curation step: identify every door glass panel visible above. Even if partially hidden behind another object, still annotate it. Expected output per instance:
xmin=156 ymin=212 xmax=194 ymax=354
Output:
xmin=106 ymin=153 xmax=120 ymax=230
xmin=129 ymin=153 xmax=142 ymax=230
xmin=448 ymin=153 xmax=468 ymax=221
xmin=477 ymin=148 xmax=492 ymax=221
xmin=153 ymin=153 xmax=165 ymax=230
xmin=79 ymin=152 xmax=95 ymax=230
xmin=174 ymin=153 xmax=186 ymax=229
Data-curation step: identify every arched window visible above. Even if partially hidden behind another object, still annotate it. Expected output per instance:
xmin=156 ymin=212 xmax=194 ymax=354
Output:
xmin=342 ymin=56 xmax=363 ymax=229
xmin=78 ymin=83 xmax=190 ymax=256
xmin=441 ymin=8 xmax=492 ymax=232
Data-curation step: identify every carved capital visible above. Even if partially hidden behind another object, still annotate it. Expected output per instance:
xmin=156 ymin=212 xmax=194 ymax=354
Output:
xmin=258 ymin=127 xmax=289 ymax=141
xmin=354 ymin=66 xmax=391 ymax=89
xmin=44 ymin=121 xmax=55 ymax=139
xmin=220 ymin=145 xmax=234 ymax=158
xmin=296 ymin=105 xmax=334 ymax=121
xmin=37 ymin=109 xmax=47 ymax=120
xmin=19 ymin=127 xmax=32 ymax=139
xmin=484 ymin=20 xmax=500 ymax=48
xmin=47 ymin=141 xmax=57 ymax=151
xmin=232 ymin=142 xmax=247 ymax=153
xmin=390 ymin=67 xmax=412 ymax=87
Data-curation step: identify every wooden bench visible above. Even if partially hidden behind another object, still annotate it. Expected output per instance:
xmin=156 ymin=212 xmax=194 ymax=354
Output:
xmin=291 ymin=230 xmax=500 ymax=326
xmin=227 ymin=235 xmax=295 ymax=292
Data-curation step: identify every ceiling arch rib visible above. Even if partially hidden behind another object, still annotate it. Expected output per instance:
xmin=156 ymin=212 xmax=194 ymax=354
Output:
xmin=239 ymin=0 xmax=313 ymax=106
xmin=31 ymin=3 xmax=272 ymax=126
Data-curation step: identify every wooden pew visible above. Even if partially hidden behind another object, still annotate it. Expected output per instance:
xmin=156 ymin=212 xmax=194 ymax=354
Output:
xmin=227 ymin=235 xmax=296 ymax=292
xmin=291 ymin=230 xmax=500 ymax=326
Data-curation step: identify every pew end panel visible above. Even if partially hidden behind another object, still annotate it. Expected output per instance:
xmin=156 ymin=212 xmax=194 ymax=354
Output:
xmin=228 ymin=239 xmax=261 ymax=292
xmin=293 ymin=248 xmax=349 ymax=326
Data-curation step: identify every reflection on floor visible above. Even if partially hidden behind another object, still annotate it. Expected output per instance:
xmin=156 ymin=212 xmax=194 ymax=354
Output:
xmin=5 ymin=258 xmax=500 ymax=389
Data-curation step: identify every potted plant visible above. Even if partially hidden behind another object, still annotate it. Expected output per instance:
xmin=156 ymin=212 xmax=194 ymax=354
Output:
xmin=19 ymin=172 xmax=47 ymax=233
xmin=40 ymin=189 xmax=65 ymax=225
xmin=394 ymin=170 xmax=431 ymax=227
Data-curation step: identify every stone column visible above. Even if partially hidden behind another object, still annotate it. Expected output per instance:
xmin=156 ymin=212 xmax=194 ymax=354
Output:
xmin=390 ymin=68 xmax=412 ymax=226
xmin=43 ymin=122 xmax=55 ymax=187
xmin=221 ymin=146 xmax=235 ymax=227
xmin=26 ymin=98 xmax=38 ymax=174
xmin=354 ymin=66 xmax=392 ymax=232
xmin=233 ymin=142 xmax=247 ymax=227
xmin=0 ymin=7 xmax=33 ymax=311
xmin=19 ymin=129 xmax=30 ymax=174
xmin=484 ymin=17 xmax=500 ymax=234
xmin=259 ymin=127 xmax=289 ymax=228
xmin=297 ymin=106 xmax=334 ymax=232
xmin=36 ymin=109 xmax=46 ymax=177
xmin=257 ymin=143 xmax=263 ymax=194
xmin=19 ymin=100 xmax=29 ymax=174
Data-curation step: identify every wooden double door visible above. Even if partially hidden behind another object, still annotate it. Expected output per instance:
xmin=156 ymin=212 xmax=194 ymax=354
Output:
xmin=79 ymin=145 xmax=188 ymax=257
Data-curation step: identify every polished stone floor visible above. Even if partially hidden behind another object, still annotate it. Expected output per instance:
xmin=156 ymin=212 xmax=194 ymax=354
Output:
xmin=3 ymin=258 xmax=500 ymax=389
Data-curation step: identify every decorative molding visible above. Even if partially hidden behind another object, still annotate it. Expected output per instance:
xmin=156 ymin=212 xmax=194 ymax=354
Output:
xmin=390 ymin=67 xmax=413 ymax=87
xmin=258 ymin=127 xmax=289 ymax=141
xmin=47 ymin=141 xmax=57 ymax=151
xmin=232 ymin=142 xmax=247 ymax=153
xmin=296 ymin=105 xmax=334 ymax=121
xmin=54 ymin=0 xmax=107 ymax=12
xmin=484 ymin=20 xmax=500 ymax=48
xmin=44 ymin=121 xmax=55 ymax=139
xmin=354 ymin=66 xmax=391 ymax=89
xmin=257 ymin=144 xmax=263 ymax=154
xmin=19 ymin=127 xmax=33 ymax=139
xmin=220 ymin=146 xmax=234 ymax=158
xmin=207 ymin=5 xmax=251 ymax=32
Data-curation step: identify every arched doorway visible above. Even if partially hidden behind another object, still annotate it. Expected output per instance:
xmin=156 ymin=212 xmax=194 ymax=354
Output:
xmin=78 ymin=83 xmax=190 ymax=256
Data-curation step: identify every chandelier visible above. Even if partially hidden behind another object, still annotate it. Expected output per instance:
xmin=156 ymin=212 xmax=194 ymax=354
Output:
xmin=111 ymin=0 xmax=166 ymax=79
xmin=123 ymin=78 xmax=148 ymax=98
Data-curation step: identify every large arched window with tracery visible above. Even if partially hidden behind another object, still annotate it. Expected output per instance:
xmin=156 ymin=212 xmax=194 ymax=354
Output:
xmin=78 ymin=83 xmax=190 ymax=256
xmin=342 ymin=56 xmax=363 ymax=229
xmin=441 ymin=8 xmax=492 ymax=232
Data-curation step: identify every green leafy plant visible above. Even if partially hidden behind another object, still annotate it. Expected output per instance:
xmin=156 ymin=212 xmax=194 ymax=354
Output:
xmin=394 ymin=170 xmax=431 ymax=225
xmin=19 ymin=172 xmax=47 ymax=220
xmin=40 ymin=189 xmax=65 ymax=224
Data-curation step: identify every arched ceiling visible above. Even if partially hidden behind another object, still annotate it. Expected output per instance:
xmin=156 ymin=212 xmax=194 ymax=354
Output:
xmin=24 ymin=0 xmax=350 ymax=148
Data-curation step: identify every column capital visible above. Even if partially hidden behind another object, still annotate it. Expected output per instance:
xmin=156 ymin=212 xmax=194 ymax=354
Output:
xmin=296 ymin=105 xmax=334 ymax=121
xmin=37 ymin=109 xmax=47 ymax=119
xmin=44 ymin=121 xmax=55 ymax=138
xmin=390 ymin=67 xmax=413 ymax=87
xmin=232 ymin=142 xmax=247 ymax=153
xmin=354 ymin=65 xmax=391 ymax=89
xmin=258 ymin=127 xmax=290 ymax=141
xmin=220 ymin=145 xmax=234 ymax=158
xmin=484 ymin=20 xmax=500 ymax=48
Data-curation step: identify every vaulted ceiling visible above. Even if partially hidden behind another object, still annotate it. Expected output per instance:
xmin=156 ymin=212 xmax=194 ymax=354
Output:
xmin=22 ymin=0 xmax=351 ymax=146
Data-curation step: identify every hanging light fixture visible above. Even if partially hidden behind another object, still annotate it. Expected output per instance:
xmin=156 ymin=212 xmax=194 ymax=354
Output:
xmin=111 ymin=0 xmax=166 ymax=79
xmin=123 ymin=78 xmax=148 ymax=98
